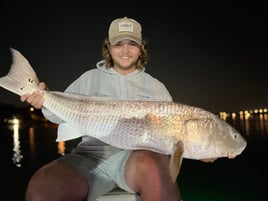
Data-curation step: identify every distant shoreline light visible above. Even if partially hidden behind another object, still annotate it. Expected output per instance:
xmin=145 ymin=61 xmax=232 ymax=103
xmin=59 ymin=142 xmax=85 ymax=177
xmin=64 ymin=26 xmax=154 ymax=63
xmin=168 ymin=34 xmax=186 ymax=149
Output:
xmin=219 ymin=108 xmax=268 ymax=120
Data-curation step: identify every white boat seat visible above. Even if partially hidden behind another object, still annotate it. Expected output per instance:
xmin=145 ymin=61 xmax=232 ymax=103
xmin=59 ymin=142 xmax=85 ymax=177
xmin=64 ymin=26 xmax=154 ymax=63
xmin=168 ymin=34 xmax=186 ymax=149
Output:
xmin=96 ymin=188 xmax=141 ymax=201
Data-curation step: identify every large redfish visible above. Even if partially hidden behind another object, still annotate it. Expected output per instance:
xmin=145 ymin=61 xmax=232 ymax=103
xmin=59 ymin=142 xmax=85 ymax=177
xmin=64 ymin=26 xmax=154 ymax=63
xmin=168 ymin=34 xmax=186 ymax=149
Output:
xmin=0 ymin=48 xmax=247 ymax=181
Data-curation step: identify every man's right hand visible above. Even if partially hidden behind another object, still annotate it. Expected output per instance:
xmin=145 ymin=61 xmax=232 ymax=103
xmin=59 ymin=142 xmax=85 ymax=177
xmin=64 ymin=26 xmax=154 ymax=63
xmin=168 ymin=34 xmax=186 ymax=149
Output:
xmin=20 ymin=82 xmax=47 ymax=109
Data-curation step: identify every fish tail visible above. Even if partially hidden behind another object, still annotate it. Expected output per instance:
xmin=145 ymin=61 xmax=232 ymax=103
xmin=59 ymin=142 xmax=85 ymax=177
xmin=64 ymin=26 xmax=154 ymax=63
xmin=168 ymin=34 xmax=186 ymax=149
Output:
xmin=0 ymin=48 xmax=40 ymax=96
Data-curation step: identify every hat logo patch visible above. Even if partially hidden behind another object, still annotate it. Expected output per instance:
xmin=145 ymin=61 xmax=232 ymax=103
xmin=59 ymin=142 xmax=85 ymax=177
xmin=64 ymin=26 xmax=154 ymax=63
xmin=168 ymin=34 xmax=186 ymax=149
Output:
xmin=118 ymin=22 xmax=133 ymax=32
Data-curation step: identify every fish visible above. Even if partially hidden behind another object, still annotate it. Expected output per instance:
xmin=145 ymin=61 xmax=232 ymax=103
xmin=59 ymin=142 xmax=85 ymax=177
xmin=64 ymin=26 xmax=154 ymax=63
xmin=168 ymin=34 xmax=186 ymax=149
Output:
xmin=0 ymin=48 xmax=247 ymax=182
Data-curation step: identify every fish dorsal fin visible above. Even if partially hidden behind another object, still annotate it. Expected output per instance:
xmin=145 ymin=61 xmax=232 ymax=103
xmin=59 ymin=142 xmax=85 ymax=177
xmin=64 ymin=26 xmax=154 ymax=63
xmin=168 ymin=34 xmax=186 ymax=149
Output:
xmin=87 ymin=96 xmax=115 ymax=101
xmin=170 ymin=141 xmax=184 ymax=182
xmin=50 ymin=91 xmax=115 ymax=101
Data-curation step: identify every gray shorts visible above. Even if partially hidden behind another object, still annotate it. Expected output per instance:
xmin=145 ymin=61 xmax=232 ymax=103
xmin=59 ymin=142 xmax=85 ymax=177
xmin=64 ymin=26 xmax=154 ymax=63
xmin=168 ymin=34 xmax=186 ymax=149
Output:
xmin=58 ymin=149 xmax=135 ymax=201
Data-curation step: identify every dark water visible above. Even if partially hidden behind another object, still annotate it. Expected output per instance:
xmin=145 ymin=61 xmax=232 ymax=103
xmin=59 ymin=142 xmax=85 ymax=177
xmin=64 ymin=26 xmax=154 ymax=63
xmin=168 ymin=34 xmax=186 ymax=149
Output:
xmin=1 ymin=112 xmax=268 ymax=201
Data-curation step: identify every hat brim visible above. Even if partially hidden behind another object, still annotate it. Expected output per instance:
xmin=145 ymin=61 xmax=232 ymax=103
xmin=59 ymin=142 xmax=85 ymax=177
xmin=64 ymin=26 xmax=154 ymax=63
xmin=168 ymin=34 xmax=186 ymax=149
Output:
xmin=110 ymin=35 xmax=142 ymax=45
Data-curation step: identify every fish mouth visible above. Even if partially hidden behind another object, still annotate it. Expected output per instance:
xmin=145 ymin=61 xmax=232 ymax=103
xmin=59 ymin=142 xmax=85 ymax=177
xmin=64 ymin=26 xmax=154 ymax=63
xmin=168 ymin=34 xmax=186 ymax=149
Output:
xmin=227 ymin=139 xmax=247 ymax=159
xmin=227 ymin=150 xmax=243 ymax=159
xmin=227 ymin=146 xmax=247 ymax=159
xmin=228 ymin=154 xmax=236 ymax=159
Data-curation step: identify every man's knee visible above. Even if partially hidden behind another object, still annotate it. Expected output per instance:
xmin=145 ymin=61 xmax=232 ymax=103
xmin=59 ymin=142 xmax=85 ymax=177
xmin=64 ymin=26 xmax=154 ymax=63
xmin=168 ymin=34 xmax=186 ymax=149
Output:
xmin=136 ymin=150 xmax=168 ymax=166
xmin=127 ymin=150 xmax=170 ymax=181
xmin=25 ymin=160 xmax=88 ymax=201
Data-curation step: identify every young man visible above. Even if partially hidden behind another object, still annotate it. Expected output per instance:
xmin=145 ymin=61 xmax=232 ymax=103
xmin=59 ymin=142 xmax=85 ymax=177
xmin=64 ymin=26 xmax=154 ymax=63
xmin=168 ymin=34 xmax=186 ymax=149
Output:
xmin=22 ymin=17 xmax=182 ymax=201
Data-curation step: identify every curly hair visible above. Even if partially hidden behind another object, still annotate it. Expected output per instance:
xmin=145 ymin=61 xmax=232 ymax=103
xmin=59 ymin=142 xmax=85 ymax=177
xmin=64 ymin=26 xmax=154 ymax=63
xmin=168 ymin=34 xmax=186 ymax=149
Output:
xmin=101 ymin=38 xmax=148 ymax=70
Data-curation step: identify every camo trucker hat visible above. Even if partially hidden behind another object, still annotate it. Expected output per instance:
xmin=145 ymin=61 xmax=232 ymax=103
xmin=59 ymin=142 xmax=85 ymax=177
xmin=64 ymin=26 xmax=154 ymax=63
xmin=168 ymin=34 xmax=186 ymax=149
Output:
xmin=108 ymin=17 xmax=142 ymax=45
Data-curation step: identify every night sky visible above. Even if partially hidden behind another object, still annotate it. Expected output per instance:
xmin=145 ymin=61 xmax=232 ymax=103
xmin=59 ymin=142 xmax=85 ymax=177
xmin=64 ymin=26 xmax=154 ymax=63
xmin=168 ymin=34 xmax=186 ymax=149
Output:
xmin=0 ymin=1 xmax=267 ymax=113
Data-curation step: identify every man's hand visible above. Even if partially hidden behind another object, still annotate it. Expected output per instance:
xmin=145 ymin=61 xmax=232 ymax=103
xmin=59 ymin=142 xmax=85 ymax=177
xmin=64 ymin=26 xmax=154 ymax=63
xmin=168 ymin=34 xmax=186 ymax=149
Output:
xmin=20 ymin=82 xmax=47 ymax=109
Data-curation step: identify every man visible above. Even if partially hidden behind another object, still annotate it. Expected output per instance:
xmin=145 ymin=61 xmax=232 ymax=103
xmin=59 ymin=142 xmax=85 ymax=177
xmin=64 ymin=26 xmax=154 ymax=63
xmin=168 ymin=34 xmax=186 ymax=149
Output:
xmin=22 ymin=17 xmax=182 ymax=201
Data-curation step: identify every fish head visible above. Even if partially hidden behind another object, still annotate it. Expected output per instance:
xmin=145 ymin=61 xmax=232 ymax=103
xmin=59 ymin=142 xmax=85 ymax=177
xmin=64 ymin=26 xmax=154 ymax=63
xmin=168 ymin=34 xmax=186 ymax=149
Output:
xmin=182 ymin=116 xmax=247 ymax=160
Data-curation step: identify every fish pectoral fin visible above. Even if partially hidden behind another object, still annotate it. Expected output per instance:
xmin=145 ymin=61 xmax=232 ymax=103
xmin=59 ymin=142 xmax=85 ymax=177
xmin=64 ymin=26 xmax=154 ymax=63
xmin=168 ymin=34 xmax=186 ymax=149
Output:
xmin=170 ymin=141 xmax=184 ymax=182
xmin=56 ymin=123 xmax=85 ymax=141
